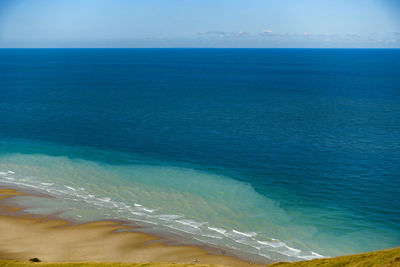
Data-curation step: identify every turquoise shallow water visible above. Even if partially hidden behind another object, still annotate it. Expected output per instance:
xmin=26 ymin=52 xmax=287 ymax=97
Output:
xmin=0 ymin=141 xmax=325 ymax=262
xmin=0 ymin=139 xmax=398 ymax=262
xmin=0 ymin=49 xmax=399 ymax=262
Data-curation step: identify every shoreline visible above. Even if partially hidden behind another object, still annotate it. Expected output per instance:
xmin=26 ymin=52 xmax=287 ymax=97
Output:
xmin=0 ymin=186 xmax=268 ymax=266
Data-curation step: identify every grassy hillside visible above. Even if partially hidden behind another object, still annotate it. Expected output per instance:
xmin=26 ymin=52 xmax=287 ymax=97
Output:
xmin=271 ymin=247 xmax=400 ymax=267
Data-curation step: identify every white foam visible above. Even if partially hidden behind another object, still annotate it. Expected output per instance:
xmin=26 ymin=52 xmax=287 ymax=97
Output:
xmin=284 ymin=245 xmax=301 ymax=253
xmin=131 ymin=217 xmax=158 ymax=225
xmin=64 ymin=185 xmax=77 ymax=191
xmin=0 ymin=172 xmax=8 ymax=176
xmin=234 ymin=238 xmax=254 ymax=246
xmin=119 ymin=203 xmax=130 ymax=209
xmin=8 ymin=171 xmax=15 ymax=174
xmin=134 ymin=203 xmax=142 ymax=207
xmin=156 ymin=214 xmax=182 ymax=221
xmin=199 ymin=233 xmax=223 ymax=240
xmin=97 ymin=197 xmax=111 ymax=202
xmin=208 ymin=227 xmax=226 ymax=234
xmin=165 ymin=224 xmax=199 ymax=234
xmin=297 ymin=252 xmax=324 ymax=260
xmin=142 ymin=208 xmax=155 ymax=213
xmin=3 ymin=176 xmax=15 ymax=180
xmin=232 ymin=229 xmax=256 ymax=237
xmin=311 ymin=252 xmax=324 ymax=258
xmin=40 ymin=182 xmax=54 ymax=186
xmin=176 ymin=219 xmax=206 ymax=229
xmin=257 ymin=240 xmax=285 ymax=248
xmin=276 ymin=245 xmax=301 ymax=257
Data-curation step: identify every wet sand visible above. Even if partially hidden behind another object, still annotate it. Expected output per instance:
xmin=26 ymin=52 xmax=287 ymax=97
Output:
xmin=0 ymin=187 xmax=266 ymax=267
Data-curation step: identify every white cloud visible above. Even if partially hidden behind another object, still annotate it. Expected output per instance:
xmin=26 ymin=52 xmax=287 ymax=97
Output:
xmin=199 ymin=31 xmax=249 ymax=38
xmin=235 ymin=31 xmax=248 ymax=37
xmin=259 ymin=29 xmax=275 ymax=36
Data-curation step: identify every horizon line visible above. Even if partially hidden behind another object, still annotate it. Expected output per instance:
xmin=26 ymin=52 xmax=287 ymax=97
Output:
xmin=1 ymin=47 xmax=400 ymax=50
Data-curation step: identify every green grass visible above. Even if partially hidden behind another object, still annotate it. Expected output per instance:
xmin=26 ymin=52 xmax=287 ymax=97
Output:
xmin=271 ymin=247 xmax=400 ymax=267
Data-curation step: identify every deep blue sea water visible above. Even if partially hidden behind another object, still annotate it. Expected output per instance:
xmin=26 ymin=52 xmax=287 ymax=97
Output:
xmin=0 ymin=49 xmax=399 ymax=262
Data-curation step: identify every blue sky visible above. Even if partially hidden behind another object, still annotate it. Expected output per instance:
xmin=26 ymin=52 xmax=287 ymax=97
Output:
xmin=0 ymin=0 xmax=399 ymax=48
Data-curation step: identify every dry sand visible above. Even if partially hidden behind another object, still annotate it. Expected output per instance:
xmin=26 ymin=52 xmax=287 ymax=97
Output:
xmin=0 ymin=188 xmax=265 ymax=267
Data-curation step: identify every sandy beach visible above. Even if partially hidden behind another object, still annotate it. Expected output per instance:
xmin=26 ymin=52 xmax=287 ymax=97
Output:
xmin=0 ymin=187 xmax=264 ymax=267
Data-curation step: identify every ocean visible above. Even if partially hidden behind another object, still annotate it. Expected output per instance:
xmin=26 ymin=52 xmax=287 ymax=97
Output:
xmin=0 ymin=48 xmax=399 ymax=262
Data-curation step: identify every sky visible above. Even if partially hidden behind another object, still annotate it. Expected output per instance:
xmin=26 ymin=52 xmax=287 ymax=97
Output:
xmin=0 ymin=0 xmax=399 ymax=48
